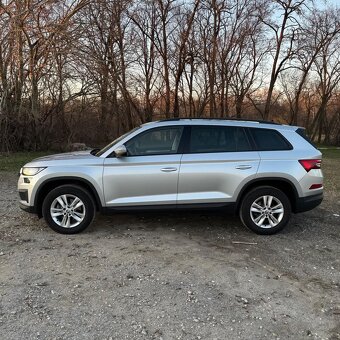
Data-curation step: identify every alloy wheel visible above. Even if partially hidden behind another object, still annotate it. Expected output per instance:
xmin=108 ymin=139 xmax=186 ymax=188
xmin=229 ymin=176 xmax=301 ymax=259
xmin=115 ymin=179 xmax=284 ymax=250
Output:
xmin=250 ymin=195 xmax=284 ymax=229
xmin=50 ymin=194 xmax=86 ymax=228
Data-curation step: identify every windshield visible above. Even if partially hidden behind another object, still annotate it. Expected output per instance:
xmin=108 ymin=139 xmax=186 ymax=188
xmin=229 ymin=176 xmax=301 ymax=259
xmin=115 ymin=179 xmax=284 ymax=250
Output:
xmin=95 ymin=127 xmax=141 ymax=156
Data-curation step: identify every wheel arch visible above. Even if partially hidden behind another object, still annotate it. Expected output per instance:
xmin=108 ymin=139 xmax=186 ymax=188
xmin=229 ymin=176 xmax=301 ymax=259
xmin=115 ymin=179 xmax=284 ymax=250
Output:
xmin=34 ymin=177 xmax=103 ymax=218
xmin=236 ymin=177 xmax=299 ymax=213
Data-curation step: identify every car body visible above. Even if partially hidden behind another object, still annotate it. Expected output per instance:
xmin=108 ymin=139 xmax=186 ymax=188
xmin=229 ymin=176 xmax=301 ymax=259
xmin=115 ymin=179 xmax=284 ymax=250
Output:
xmin=18 ymin=119 xmax=323 ymax=234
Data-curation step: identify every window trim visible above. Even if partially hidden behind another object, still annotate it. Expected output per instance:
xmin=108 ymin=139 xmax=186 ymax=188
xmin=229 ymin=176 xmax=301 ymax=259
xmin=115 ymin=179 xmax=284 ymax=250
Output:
xmin=296 ymin=128 xmax=317 ymax=149
xmin=247 ymin=127 xmax=293 ymax=151
xmin=114 ymin=125 xmax=186 ymax=157
xmin=185 ymin=125 xmax=254 ymax=154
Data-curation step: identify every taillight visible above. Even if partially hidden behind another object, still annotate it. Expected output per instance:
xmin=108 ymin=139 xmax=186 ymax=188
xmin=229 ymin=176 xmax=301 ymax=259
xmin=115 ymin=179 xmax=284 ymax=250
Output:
xmin=299 ymin=159 xmax=322 ymax=172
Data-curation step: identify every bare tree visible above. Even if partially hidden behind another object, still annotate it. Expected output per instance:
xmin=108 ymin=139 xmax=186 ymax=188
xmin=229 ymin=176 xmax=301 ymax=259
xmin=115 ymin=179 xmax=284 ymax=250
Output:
xmin=171 ymin=0 xmax=200 ymax=117
xmin=227 ymin=0 xmax=267 ymax=118
xmin=287 ymin=8 xmax=340 ymax=125
xmin=309 ymin=9 xmax=340 ymax=143
xmin=1 ymin=0 xmax=340 ymax=151
xmin=129 ymin=1 xmax=159 ymax=122
xmin=259 ymin=0 xmax=308 ymax=120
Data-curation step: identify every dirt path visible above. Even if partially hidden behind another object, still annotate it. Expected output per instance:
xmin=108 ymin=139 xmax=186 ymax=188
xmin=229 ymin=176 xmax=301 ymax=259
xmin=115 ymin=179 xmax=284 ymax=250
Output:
xmin=0 ymin=173 xmax=339 ymax=340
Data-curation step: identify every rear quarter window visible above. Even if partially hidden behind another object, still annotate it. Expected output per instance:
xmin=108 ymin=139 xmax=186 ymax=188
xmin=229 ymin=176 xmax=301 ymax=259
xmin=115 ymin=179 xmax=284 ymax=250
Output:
xmin=249 ymin=128 xmax=292 ymax=151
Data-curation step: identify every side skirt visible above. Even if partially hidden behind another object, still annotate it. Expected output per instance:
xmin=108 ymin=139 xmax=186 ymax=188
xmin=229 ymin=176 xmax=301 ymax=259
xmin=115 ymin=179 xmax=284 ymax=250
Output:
xmin=101 ymin=202 xmax=237 ymax=215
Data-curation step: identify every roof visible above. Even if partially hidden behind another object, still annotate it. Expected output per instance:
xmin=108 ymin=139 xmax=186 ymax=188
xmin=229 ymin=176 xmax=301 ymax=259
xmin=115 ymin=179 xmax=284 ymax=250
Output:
xmin=141 ymin=118 xmax=299 ymax=131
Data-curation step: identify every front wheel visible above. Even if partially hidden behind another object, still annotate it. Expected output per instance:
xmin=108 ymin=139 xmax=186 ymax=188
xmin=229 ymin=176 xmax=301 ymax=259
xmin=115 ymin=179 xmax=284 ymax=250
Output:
xmin=42 ymin=185 xmax=95 ymax=234
xmin=239 ymin=186 xmax=291 ymax=235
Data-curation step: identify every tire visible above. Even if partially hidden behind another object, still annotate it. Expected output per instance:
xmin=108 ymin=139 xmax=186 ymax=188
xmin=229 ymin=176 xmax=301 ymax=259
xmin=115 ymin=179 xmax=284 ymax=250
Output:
xmin=239 ymin=186 xmax=291 ymax=235
xmin=42 ymin=185 xmax=95 ymax=234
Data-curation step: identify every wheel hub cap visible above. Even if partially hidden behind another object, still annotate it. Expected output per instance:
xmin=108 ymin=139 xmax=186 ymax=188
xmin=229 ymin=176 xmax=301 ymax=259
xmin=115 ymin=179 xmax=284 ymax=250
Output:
xmin=50 ymin=194 xmax=86 ymax=228
xmin=250 ymin=195 xmax=284 ymax=229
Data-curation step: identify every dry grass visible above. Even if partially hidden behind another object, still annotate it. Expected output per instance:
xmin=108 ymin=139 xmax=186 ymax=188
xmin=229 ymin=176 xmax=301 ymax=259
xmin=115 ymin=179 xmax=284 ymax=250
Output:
xmin=321 ymin=149 xmax=340 ymax=202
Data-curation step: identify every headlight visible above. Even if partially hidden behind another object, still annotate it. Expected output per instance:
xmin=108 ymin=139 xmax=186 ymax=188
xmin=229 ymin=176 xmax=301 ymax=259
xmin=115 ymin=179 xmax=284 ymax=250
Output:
xmin=21 ymin=167 xmax=46 ymax=176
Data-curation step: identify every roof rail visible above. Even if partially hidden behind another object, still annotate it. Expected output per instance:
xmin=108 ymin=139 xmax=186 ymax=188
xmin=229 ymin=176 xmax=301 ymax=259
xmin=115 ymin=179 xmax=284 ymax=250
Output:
xmin=158 ymin=117 xmax=281 ymax=125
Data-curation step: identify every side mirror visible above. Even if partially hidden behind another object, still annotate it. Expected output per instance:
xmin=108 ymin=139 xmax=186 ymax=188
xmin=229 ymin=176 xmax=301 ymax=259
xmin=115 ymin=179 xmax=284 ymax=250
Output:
xmin=114 ymin=145 xmax=127 ymax=158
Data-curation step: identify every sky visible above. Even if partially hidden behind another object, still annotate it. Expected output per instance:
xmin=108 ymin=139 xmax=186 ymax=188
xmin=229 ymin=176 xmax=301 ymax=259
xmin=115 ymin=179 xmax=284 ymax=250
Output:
xmin=320 ymin=0 xmax=339 ymax=8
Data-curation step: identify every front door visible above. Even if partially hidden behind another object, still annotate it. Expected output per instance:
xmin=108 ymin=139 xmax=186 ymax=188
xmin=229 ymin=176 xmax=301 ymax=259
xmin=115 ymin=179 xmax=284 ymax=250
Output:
xmin=103 ymin=126 xmax=184 ymax=207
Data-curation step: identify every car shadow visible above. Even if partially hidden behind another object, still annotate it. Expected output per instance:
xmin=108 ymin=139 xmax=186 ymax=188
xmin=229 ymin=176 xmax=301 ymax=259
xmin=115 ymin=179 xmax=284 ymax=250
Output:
xmin=85 ymin=205 xmax=332 ymax=240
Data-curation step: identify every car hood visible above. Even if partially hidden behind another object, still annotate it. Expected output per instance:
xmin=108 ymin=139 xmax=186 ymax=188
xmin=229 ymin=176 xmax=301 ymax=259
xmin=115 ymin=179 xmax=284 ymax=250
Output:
xmin=34 ymin=150 xmax=94 ymax=162
xmin=23 ymin=150 xmax=105 ymax=168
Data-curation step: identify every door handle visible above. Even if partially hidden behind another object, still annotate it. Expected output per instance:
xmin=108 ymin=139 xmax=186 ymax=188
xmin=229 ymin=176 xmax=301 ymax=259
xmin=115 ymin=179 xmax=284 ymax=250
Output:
xmin=236 ymin=165 xmax=252 ymax=170
xmin=161 ymin=167 xmax=177 ymax=172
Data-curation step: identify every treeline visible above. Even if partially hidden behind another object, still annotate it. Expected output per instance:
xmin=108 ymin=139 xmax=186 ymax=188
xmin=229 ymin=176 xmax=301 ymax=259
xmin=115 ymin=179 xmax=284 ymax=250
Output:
xmin=0 ymin=0 xmax=339 ymax=151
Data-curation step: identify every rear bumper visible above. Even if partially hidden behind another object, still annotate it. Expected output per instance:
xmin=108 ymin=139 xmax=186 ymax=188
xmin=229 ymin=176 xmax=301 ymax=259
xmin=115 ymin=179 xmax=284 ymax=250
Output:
xmin=295 ymin=193 xmax=323 ymax=213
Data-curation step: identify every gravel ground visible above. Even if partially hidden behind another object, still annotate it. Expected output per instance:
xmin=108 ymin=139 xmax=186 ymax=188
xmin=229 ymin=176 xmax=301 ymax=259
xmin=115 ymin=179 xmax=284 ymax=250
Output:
xmin=0 ymin=173 xmax=339 ymax=340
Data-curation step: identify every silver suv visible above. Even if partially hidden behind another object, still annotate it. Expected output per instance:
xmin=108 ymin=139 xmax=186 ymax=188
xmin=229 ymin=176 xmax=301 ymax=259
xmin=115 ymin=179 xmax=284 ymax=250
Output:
xmin=18 ymin=119 xmax=323 ymax=235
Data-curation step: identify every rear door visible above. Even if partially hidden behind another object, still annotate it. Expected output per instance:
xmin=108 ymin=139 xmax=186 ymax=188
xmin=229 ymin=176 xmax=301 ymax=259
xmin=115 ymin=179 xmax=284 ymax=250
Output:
xmin=177 ymin=125 xmax=260 ymax=204
xmin=103 ymin=126 xmax=184 ymax=207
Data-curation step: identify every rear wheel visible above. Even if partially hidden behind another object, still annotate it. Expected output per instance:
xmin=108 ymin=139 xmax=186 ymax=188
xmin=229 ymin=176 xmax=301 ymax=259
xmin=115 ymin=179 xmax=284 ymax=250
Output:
xmin=42 ymin=185 xmax=95 ymax=234
xmin=239 ymin=186 xmax=291 ymax=235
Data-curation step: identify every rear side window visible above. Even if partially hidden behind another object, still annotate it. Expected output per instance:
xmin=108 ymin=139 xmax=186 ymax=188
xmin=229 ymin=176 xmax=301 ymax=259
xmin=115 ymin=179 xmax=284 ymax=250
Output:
xmin=189 ymin=126 xmax=252 ymax=153
xmin=249 ymin=128 xmax=292 ymax=151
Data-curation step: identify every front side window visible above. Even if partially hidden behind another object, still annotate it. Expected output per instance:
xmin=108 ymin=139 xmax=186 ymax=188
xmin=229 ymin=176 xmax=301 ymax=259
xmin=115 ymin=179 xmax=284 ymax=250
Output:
xmin=125 ymin=126 xmax=184 ymax=156
xmin=96 ymin=126 xmax=141 ymax=156
xmin=189 ymin=126 xmax=252 ymax=153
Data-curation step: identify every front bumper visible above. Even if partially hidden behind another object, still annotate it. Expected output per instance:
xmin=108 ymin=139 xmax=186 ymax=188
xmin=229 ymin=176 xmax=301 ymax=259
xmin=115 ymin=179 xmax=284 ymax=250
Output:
xmin=19 ymin=202 xmax=36 ymax=214
xmin=18 ymin=189 xmax=29 ymax=203
xmin=18 ymin=189 xmax=36 ymax=213
xmin=295 ymin=193 xmax=323 ymax=213
xmin=18 ymin=174 xmax=37 ymax=214
xmin=18 ymin=188 xmax=36 ymax=214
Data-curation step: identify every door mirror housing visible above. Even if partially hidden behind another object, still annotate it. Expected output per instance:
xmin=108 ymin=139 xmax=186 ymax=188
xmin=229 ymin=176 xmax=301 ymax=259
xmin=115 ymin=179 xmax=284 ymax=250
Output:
xmin=114 ymin=145 xmax=127 ymax=158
